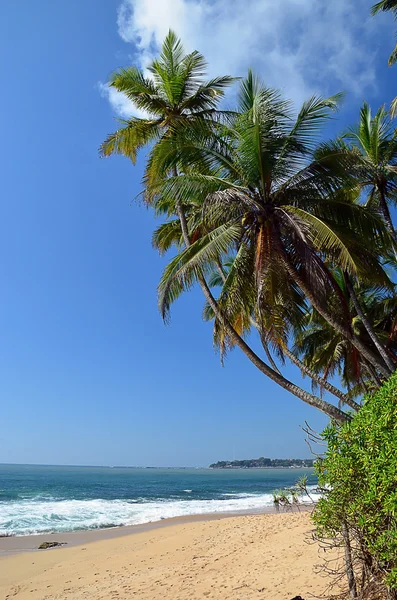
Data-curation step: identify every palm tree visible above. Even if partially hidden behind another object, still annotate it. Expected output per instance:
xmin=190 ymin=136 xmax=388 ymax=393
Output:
xmin=295 ymin=278 xmax=397 ymax=395
xmin=101 ymin=37 xmax=351 ymax=421
xmin=157 ymin=73 xmax=393 ymax=382
xmin=342 ymin=103 xmax=397 ymax=237
xmin=100 ymin=29 xmax=234 ymax=242
xmin=372 ymin=0 xmax=397 ymax=65
xmin=202 ymin=260 xmax=361 ymax=412
xmin=312 ymin=104 xmax=397 ymax=372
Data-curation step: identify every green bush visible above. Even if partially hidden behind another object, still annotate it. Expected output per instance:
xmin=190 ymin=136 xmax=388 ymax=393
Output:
xmin=313 ymin=372 xmax=397 ymax=595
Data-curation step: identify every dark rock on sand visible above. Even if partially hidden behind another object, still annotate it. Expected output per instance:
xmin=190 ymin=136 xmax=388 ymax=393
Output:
xmin=38 ymin=541 xmax=67 ymax=549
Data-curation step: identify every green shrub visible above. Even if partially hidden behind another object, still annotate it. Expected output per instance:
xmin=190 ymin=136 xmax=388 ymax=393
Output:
xmin=313 ymin=372 xmax=397 ymax=595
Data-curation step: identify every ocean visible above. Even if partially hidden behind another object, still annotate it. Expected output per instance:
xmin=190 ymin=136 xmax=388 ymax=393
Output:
xmin=0 ymin=464 xmax=318 ymax=536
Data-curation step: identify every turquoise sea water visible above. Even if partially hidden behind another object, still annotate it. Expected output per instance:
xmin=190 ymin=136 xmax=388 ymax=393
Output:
xmin=0 ymin=464 xmax=317 ymax=536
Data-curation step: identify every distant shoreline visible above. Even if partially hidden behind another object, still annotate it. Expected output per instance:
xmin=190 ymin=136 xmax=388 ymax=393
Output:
xmin=209 ymin=459 xmax=315 ymax=469
xmin=0 ymin=463 xmax=315 ymax=469
xmin=209 ymin=466 xmax=314 ymax=469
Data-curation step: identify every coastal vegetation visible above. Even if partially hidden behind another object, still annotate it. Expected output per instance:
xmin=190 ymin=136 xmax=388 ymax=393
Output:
xmin=209 ymin=458 xmax=314 ymax=469
xmin=314 ymin=372 xmax=397 ymax=598
xmin=101 ymin=2 xmax=397 ymax=597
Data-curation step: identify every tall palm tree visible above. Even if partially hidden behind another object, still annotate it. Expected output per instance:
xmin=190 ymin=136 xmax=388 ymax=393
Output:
xmin=342 ymin=103 xmax=397 ymax=237
xmin=157 ymin=73 xmax=393 ymax=381
xmin=100 ymin=29 xmax=234 ymax=241
xmin=101 ymin=36 xmax=351 ymax=421
xmin=144 ymin=71 xmax=360 ymax=422
xmin=372 ymin=0 xmax=397 ymax=65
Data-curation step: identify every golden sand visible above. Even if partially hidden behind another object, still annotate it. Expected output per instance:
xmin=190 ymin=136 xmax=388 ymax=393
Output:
xmin=0 ymin=512 xmax=338 ymax=600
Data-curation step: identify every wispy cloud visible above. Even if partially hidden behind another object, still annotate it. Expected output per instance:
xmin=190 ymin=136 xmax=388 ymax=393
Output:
xmin=98 ymin=82 xmax=136 ymax=119
xmin=102 ymin=0 xmax=393 ymax=117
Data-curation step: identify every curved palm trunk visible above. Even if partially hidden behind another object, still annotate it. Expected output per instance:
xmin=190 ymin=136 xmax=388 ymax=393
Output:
xmin=200 ymin=277 xmax=350 ymax=423
xmin=344 ymin=274 xmax=396 ymax=373
xmin=174 ymin=198 xmax=350 ymax=423
xmin=258 ymin=333 xmax=282 ymax=375
xmin=255 ymin=322 xmax=355 ymax=407
xmin=363 ymin=359 xmax=382 ymax=388
xmin=282 ymin=258 xmax=392 ymax=378
xmin=283 ymin=346 xmax=360 ymax=412
xmin=379 ymin=189 xmax=396 ymax=239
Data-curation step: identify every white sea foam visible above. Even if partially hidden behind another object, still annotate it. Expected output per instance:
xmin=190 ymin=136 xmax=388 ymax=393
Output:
xmin=221 ymin=493 xmax=255 ymax=498
xmin=0 ymin=490 xmax=316 ymax=537
xmin=0 ymin=486 xmax=321 ymax=537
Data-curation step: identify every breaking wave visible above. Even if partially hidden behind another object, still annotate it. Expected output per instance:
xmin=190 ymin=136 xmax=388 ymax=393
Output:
xmin=0 ymin=488 xmax=320 ymax=536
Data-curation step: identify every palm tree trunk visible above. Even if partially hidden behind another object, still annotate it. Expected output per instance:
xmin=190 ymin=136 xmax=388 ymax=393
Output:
xmin=173 ymin=191 xmax=350 ymax=423
xmin=173 ymin=167 xmax=191 ymax=245
xmin=254 ymin=314 xmax=356 ymax=408
xmin=282 ymin=258 xmax=392 ymax=378
xmin=379 ymin=187 xmax=397 ymax=266
xmin=379 ymin=188 xmax=396 ymax=238
xmin=254 ymin=318 xmax=356 ymax=409
xmin=362 ymin=359 xmax=382 ymax=388
xmin=283 ymin=346 xmax=360 ymax=412
xmin=250 ymin=310 xmax=356 ymax=407
xmin=199 ymin=277 xmax=350 ymax=423
xmin=344 ymin=274 xmax=395 ymax=373
xmin=257 ymin=330 xmax=282 ymax=375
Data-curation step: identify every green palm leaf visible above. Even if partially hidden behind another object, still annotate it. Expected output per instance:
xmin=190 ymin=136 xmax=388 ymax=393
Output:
xmin=158 ymin=222 xmax=242 ymax=320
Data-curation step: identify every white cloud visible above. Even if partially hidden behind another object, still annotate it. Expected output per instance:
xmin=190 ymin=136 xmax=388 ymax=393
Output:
xmin=98 ymin=81 xmax=150 ymax=119
xmin=103 ymin=0 xmax=394 ymax=116
xmin=98 ymin=82 xmax=135 ymax=119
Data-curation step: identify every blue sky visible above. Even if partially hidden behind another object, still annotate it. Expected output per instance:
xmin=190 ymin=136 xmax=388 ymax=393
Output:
xmin=0 ymin=0 xmax=396 ymax=467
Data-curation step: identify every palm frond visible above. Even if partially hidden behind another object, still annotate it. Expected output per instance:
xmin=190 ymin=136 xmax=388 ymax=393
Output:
xmin=109 ymin=67 xmax=168 ymax=115
xmin=281 ymin=206 xmax=359 ymax=273
xmin=371 ymin=1 xmax=397 ymax=15
xmin=99 ymin=118 xmax=161 ymax=161
xmin=180 ymin=76 xmax=236 ymax=111
xmin=158 ymin=222 xmax=242 ymax=320
xmin=283 ymin=93 xmax=344 ymax=153
xmin=152 ymin=220 xmax=183 ymax=255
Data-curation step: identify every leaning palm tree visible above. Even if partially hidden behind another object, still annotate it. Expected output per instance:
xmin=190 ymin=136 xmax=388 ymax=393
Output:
xmin=152 ymin=186 xmax=356 ymax=420
xmin=101 ymin=37 xmax=351 ymax=421
xmin=145 ymin=71 xmax=364 ymax=422
xmin=157 ymin=73 xmax=394 ymax=383
xmin=372 ymin=0 xmax=397 ymax=65
xmin=100 ymin=29 xmax=234 ymax=240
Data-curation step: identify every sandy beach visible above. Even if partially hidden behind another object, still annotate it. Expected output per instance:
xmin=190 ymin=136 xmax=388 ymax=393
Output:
xmin=0 ymin=511 xmax=339 ymax=600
